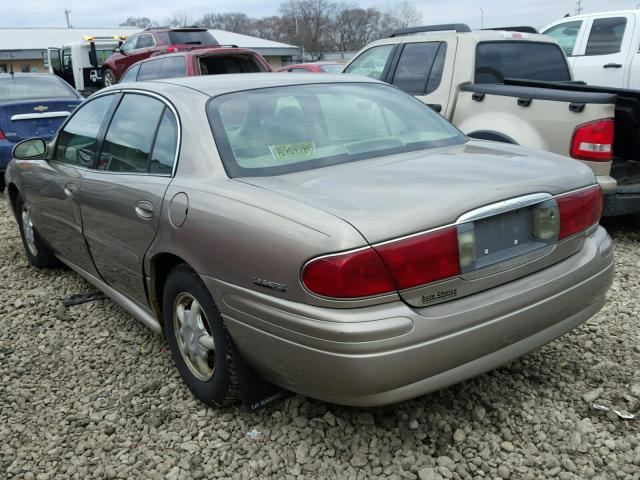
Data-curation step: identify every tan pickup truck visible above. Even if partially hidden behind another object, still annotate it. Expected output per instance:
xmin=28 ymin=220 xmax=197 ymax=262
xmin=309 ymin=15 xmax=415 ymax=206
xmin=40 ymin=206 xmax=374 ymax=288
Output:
xmin=344 ymin=24 xmax=640 ymax=216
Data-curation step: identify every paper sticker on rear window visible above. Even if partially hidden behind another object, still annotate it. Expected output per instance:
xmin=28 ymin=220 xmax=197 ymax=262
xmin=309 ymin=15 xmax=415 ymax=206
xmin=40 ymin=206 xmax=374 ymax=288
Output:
xmin=269 ymin=141 xmax=315 ymax=162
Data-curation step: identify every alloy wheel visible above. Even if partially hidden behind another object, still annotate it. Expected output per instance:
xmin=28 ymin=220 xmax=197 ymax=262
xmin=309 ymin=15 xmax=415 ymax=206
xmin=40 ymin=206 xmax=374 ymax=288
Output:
xmin=21 ymin=207 xmax=38 ymax=257
xmin=173 ymin=293 xmax=216 ymax=381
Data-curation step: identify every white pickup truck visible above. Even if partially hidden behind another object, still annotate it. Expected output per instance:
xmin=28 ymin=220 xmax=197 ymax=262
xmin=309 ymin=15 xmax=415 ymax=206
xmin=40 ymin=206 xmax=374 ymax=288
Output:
xmin=543 ymin=9 xmax=640 ymax=89
xmin=343 ymin=24 xmax=640 ymax=217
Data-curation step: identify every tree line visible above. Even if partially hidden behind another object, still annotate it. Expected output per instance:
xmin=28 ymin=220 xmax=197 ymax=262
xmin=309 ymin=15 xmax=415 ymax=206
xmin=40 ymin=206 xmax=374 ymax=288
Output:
xmin=120 ymin=0 xmax=422 ymax=58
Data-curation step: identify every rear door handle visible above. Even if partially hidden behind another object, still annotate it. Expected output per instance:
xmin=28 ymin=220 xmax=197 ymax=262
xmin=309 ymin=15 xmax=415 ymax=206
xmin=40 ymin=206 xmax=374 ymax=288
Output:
xmin=603 ymin=63 xmax=622 ymax=69
xmin=135 ymin=201 xmax=155 ymax=219
xmin=63 ymin=183 xmax=78 ymax=197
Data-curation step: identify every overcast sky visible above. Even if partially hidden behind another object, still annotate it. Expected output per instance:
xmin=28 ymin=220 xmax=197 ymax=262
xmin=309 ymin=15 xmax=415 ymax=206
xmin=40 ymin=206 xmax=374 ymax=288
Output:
xmin=1 ymin=0 xmax=637 ymax=30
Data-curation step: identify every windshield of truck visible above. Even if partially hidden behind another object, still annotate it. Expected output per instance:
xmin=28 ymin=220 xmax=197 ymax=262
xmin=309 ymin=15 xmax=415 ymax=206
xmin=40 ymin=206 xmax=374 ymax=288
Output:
xmin=208 ymin=83 xmax=465 ymax=177
xmin=475 ymin=41 xmax=571 ymax=83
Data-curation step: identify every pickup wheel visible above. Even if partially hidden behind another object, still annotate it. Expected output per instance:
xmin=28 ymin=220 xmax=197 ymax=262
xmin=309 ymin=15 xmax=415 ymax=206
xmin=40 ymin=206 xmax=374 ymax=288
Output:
xmin=162 ymin=264 xmax=241 ymax=407
xmin=103 ymin=69 xmax=116 ymax=87
xmin=15 ymin=195 xmax=60 ymax=268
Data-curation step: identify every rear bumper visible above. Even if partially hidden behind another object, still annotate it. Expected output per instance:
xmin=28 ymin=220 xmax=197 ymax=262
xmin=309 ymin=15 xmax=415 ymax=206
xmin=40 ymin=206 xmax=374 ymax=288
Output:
xmin=603 ymin=186 xmax=640 ymax=216
xmin=0 ymin=140 xmax=12 ymax=171
xmin=203 ymin=227 xmax=614 ymax=406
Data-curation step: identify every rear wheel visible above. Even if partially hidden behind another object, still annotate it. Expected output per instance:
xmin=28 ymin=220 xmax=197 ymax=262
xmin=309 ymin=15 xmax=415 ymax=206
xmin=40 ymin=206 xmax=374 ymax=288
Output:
xmin=15 ymin=195 xmax=59 ymax=268
xmin=103 ymin=69 xmax=116 ymax=87
xmin=163 ymin=264 xmax=240 ymax=407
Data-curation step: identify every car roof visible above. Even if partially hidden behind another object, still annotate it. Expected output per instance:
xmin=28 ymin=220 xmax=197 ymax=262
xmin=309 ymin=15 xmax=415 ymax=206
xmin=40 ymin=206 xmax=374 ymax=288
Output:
xmin=104 ymin=72 xmax=380 ymax=97
xmin=363 ymin=29 xmax=557 ymax=48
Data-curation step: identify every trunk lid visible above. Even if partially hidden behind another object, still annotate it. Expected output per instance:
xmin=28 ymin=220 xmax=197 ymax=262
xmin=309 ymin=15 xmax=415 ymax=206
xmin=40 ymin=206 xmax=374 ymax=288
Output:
xmin=239 ymin=141 xmax=596 ymax=243
xmin=0 ymin=99 xmax=81 ymax=143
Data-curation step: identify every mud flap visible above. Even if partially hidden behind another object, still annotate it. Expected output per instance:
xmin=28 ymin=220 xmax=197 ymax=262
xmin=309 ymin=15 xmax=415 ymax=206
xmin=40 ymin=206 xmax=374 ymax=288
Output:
xmin=230 ymin=340 xmax=288 ymax=411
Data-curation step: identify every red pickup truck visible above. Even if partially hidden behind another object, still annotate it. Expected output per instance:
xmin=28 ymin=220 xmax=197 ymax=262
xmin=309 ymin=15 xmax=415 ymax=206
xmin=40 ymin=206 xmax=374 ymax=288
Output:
xmin=118 ymin=47 xmax=273 ymax=83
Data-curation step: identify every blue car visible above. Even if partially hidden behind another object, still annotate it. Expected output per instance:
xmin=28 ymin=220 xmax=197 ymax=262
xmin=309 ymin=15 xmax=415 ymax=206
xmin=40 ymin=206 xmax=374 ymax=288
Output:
xmin=1 ymin=73 xmax=83 ymax=191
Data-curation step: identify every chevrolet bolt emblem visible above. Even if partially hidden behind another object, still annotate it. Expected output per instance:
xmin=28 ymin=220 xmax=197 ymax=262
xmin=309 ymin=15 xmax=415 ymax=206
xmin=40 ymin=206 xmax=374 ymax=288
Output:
xmin=33 ymin=105 xmax=49 ymax=113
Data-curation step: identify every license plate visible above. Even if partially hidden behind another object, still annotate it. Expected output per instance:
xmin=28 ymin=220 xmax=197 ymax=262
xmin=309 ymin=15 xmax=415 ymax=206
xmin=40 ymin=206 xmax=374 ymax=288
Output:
xmin=459 ymin=205 xmax=555 ymax=273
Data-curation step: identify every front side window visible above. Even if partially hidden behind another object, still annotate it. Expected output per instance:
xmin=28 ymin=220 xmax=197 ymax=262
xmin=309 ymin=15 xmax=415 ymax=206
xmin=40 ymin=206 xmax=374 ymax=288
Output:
xmin=543 ymin=20 xmax=583 ymax=56
xmin=391 ymin=42 xmax=446 ymax=95
xmin=585 ymin=17 xmax=627 ymax=55
xmin=475 ymin=41 xmax=571 ymax=83
xmin=344 ymin=45 xmax=395 ymax=80
xmin=138 ymin=59 xmax=163 ymax=81
xmin=120 ymin=64 xmax=140 ymax=83
xmin=98 ymin=94 xmax=165 ymax=173
xmin=208 ymin=83 xmax=465 ymax=177
xmin=121 ymin=36 xmax=138 ymax=53
xmin=54 ymin=95 xmax=114 ymax=166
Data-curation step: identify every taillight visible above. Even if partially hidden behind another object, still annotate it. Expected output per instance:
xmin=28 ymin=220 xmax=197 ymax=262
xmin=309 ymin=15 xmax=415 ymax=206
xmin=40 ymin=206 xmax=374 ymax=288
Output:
xmin=375 ymin=226 xmax=461 ymax=290
xmin=0 ymin=129 xmax=5 ymax=140
xmin=570 ymin=119 xmax=614 ymax=161
xmin=557 ymin=186 xmax=603 ymax=240
xmin=301 ymin=247 xmax=396 ymax=298
xmin=166 ymin=45 xmax=179 ymax=53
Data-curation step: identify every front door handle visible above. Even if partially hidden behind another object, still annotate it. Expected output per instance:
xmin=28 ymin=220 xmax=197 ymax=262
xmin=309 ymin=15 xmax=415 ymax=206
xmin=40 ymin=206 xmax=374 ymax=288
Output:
xmin=63 ymin=183 xmax=78 ymax=198
xmin=135 ymin=201 xmax=155 ymax=220
xmin=603 ymin=63 xmax=622 ymax=69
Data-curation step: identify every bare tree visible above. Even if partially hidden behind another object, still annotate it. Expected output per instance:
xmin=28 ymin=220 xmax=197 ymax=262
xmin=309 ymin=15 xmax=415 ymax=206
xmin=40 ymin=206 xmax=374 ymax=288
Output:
xmin=199 ymin=12 xmax=252 ymax=34
xmin=119 ymin=17 xmax=156 ymax=28
xmin=280 ymin=0 xmax=337 ymax=59
xmin=166 ymin=11 xmax=193 ymax=28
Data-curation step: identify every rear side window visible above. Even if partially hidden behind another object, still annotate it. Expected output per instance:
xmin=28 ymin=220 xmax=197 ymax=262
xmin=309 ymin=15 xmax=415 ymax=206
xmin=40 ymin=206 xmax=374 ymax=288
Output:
xmin=137 ymin=34 xmax=155 ymax=49
xmin=199 ymin=55 xmax=264 ymax=75
xmin=98 ymin=94 xmax=165 ymax=173
xmin=344 ymin=45 xmax=395 ymax=80
xmin=475 ymin=41 xmax=571 ymax=83
xmin=585 ymin=17 xmax=627 ymax=55
xmin=149 ymin=110 xmax=178 ymax=174
xmin=543 ymin=20 xmax=583 ymax=56
xmin=54 ymin=95 xmax=114 ymax=166
xmin=391 ymin=42 xmax=446 ymax=95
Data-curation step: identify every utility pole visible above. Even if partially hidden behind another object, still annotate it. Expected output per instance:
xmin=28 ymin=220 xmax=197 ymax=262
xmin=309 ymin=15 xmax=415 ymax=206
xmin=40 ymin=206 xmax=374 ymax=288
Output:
xmin=575 ymin=0 xmax=583 ymax=15
xmin=64 ymin=8 xmax=72 ymax=28
xmin=479 ymin=8 xmax=484 ymax=29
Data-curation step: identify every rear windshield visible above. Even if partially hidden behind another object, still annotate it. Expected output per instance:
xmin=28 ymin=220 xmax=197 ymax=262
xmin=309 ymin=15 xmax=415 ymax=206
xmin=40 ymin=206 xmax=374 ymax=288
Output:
xmin=200 ymin=54 xmax=265 ymax=74
xmin=0 ymin=75 xmax=77 ymax=101
xmin=158 ymin=30 xmax=218 ymax=46
xmin=319 ymin=64 xmax=343 ymax=73
xmin=475 ymin=41 xmax=571 ymax=83
xmin=208 ymin=83 xmax=465 ymax=177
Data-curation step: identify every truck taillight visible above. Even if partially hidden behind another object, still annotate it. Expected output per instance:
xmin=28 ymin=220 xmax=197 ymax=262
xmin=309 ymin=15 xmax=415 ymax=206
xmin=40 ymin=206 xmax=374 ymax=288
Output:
xmin=557 ymin=185 xmax=603 ymax=240
xmin=166 ymin=45 xmax=180 ymax=53
xmin=302 ymin=247 xmax=396 ymax=298
xmin=570 ymin=119 xmax=614 ymax=162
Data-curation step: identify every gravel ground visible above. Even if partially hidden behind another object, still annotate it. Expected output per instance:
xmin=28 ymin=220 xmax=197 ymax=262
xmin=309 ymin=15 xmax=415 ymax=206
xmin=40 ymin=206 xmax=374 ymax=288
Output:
xmin=1 ymin=195 xmax=639 ymax=480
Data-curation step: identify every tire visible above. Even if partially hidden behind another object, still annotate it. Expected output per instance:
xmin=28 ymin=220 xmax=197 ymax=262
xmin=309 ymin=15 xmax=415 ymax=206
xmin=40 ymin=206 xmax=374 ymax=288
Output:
xmin=15 ymin=195 xmax=60 ymax=268
xmin=103 ymin=69 xmax=116 ymax=87
xmin=162 ymin=264 xmax=240 ymax=407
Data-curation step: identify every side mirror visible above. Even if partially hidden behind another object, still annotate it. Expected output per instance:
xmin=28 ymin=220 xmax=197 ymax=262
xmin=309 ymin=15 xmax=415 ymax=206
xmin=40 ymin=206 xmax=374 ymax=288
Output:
xmin=13 ymin=138 xmax=47 ymax=160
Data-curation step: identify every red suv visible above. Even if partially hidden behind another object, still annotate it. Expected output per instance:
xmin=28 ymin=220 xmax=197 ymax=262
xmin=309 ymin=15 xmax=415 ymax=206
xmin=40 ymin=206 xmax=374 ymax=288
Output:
xmin=118 ymin=47 xmax=273 ymax=83
xmin=102 ymin=27 xmax=218 ymax=85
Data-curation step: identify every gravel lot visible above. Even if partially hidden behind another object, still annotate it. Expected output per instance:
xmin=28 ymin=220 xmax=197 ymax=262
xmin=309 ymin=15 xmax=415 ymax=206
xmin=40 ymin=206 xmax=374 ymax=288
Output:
xmin=1 ymin=195 xmax=639 ymax=480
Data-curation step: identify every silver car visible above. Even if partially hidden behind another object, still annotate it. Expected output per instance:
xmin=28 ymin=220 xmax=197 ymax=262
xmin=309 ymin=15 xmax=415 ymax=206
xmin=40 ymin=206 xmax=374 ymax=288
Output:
xmin=4 ymin=74 xmax=613 ymax=407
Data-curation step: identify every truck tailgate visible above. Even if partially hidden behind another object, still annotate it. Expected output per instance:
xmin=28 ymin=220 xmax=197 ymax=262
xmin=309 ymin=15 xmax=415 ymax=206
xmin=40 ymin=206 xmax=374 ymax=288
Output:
xmin=452 ymin=83 xmax=616 ymax=159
